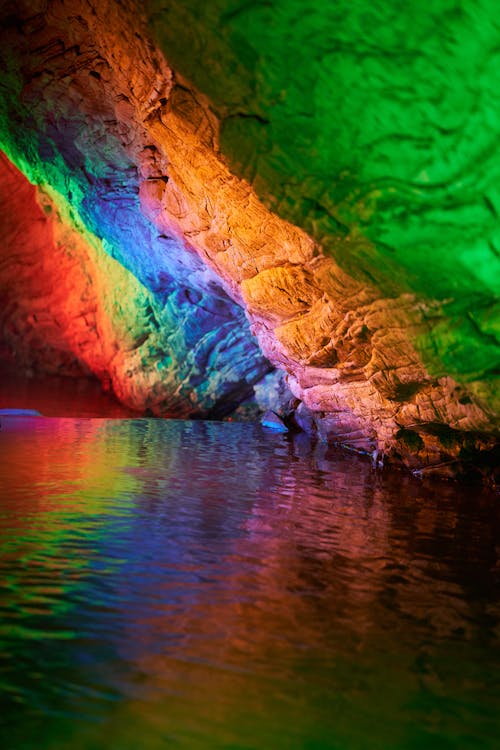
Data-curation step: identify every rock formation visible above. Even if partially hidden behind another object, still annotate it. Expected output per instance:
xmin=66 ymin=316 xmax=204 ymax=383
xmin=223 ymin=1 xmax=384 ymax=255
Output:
xmin=0 ymin=0 xmax=498 ymax=477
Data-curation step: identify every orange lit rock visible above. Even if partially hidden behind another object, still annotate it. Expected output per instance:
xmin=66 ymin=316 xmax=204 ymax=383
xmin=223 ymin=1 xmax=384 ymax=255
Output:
xmin=0 ymin=0 xmax=498 ymax=475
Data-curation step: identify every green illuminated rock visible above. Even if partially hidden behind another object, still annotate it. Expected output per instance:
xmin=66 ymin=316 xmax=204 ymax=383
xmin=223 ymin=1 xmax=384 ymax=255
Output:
xmin=147 ymin=0 xmax=500 ymax=387
xmin=0 ymin=0 xmax=498 ymax=477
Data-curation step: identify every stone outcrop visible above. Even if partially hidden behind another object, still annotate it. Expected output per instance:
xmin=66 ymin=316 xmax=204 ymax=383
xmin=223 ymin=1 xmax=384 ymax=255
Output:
xmin=0 ymin=154 xmax=268 ymax=416
xmin=0 ymin=0 xmax=498 ymax=477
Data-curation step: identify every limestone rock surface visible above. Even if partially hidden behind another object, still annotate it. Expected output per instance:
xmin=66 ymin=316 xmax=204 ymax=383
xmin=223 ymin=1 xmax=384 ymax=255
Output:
xmin=0 ymin=153 xmax=268 ymax=417
xmin=0 ymin=0 xmax=498 ymax=476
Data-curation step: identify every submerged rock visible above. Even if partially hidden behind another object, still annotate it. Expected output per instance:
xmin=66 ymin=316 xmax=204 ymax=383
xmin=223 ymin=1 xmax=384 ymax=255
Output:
xmin=0 ymin=409 xmax=42 ymax=417
xmin=261 ymin=410 xmax=288 ymax=433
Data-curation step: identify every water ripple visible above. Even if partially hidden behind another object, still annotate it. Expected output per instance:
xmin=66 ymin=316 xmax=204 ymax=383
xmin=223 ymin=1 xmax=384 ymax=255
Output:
xmin=0 ymin=417 xmax=498 ymax=749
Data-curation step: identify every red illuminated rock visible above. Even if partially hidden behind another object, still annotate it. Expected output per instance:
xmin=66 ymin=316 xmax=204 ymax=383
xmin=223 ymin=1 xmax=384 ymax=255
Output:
xmin=0 ymin=0 xmax=498 ymax=477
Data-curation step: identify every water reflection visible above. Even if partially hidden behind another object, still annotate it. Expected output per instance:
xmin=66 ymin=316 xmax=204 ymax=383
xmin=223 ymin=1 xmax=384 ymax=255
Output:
xmin=0 ymin=418 xmax=498 ymax=749
xmin=0 ymin=372 xmax=136 ymax=417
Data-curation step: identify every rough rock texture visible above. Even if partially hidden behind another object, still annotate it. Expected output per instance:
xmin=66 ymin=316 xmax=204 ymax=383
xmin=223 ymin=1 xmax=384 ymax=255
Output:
xmin=0 ymin=0 xmax=498 ymax=475
xmin=0 ymin=154 xmax=268 ymax=417
xmin=149 ymin=1 xmax=500 ymax=304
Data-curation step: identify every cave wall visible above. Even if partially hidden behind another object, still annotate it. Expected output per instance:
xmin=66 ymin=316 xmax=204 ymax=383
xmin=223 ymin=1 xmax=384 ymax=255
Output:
xmin=0 ymin=0 xmax=270 ymax=417
xmin=149 ymin=1 xmax=500 ymax=305
xmin=0 ymin=153 xmax=268 ymax=416
xmin=0 ymin=0 xmax=498 ymax=473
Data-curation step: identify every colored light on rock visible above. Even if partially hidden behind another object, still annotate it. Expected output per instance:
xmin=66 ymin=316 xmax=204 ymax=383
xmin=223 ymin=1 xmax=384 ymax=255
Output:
xmin=0 ymin=0 xmax=498 ymax=476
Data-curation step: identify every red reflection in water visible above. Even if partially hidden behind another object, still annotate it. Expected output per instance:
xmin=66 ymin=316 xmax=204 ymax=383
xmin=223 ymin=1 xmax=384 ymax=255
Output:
xmin=0 ymin=372 xmax=136 ymax=418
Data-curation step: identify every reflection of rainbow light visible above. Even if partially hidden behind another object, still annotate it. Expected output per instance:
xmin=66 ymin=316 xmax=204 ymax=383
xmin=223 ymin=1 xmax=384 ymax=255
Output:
xmin=0 ymin=418 xmax=140 ymax=628
xmin=0 ymin=417 xmax=498 ymax=747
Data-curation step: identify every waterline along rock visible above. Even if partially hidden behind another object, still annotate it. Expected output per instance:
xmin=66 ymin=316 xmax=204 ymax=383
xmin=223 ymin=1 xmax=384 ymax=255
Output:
xmin=0 ymin=0 xmax=498 ymax=477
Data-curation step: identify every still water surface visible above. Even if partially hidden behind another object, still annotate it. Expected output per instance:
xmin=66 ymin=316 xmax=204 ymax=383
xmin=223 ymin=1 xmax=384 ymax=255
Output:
xmin=0 ymin=417 xmax=498 ymax=749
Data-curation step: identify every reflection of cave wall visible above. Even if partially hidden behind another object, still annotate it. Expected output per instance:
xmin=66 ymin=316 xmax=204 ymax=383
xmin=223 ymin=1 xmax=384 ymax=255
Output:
xmin=0 ymin=0 xmax=498 ymax=474
xmin=3 ymin=416 xmax=498 ymax=742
